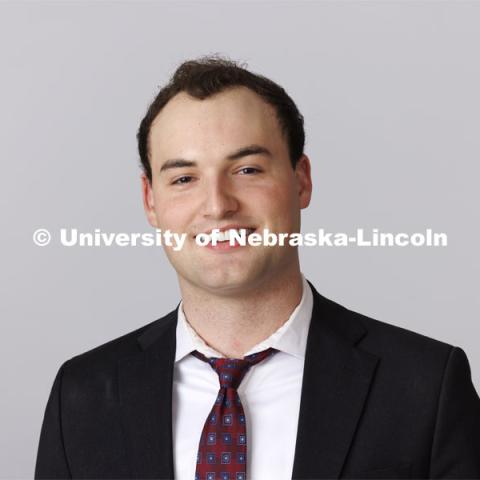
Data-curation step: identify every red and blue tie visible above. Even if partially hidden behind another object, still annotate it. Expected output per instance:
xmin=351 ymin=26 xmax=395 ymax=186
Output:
xmin=191 ymin=348 xmax=277 ymax=480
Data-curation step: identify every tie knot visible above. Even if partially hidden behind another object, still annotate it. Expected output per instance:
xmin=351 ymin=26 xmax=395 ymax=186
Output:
xmin=192 ymin=348 xmax=277 ymax=389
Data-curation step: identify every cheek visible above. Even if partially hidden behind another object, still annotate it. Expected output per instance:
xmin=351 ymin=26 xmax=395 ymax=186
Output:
xmin=153 ymin=194 xmax=188 ymax=229
xmin=253 ymin=183 xmax=299 ymax=229
xmin=252 ymin=179 xmax=297 ymax=210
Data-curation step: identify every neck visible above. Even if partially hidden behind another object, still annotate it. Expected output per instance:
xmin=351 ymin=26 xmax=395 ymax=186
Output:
xmin=179 ymin=268 xmax=304 ymax=358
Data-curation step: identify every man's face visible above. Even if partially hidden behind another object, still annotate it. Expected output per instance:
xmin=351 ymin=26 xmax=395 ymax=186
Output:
xmin=142 ymin=86 xmax=312 ymax=296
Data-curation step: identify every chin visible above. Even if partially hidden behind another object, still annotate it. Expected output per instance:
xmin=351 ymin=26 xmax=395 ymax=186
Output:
xmin=191 ymin=269 xmax=262 ymax=295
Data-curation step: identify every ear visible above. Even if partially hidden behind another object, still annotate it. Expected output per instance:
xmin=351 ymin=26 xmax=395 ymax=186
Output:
xmin=141 ymin=175 xmax=159 ymax=228
xmin=295 ymin=154 xmax=312 ymax=209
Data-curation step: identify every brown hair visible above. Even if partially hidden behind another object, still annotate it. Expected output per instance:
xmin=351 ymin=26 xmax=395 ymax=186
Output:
xmin=137 ymin=55 xmax=305 ymax=183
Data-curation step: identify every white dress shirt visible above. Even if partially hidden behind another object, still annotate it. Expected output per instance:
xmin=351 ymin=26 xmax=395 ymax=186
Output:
xmin=172 ymin=275 xmax=314 ymax=480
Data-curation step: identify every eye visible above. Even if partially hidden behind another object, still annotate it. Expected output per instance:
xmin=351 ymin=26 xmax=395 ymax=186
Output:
xmin=172 ymin=176 xmax=193 ymax=185
xmin=238 ymin=167 xmax=260 ymax=175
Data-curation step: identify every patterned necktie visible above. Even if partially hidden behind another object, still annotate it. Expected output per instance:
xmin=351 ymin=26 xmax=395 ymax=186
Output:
xmin=191 ymin=348 xmax=277 ymax=480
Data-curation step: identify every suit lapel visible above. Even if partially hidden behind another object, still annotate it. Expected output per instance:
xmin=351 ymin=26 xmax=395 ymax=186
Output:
xmin=292 ymin=284 xmax=380 ymax=479
xmin=116 ymin=284 xmax=379 ymax=479
xmin=118 ymin=308 xmax=178 ymax=479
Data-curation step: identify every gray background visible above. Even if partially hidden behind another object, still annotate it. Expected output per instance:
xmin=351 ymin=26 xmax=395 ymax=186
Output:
xmin=1 ymin=1 xmax=479 ymax=477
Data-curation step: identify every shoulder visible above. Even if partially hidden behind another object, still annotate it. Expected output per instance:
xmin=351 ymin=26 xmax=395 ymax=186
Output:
xmin=59 ymin=308 xmax=177 ymax=387
xmin=351 ymin=308 xmax=475 ymax=395
xmin=311 ymin=285 xmax=459 ymax=378
xmin=312 ymin=289 xmax=477 ymax=410
xmin=357 ymin=308 xmax=455 ymax=367
xmin=352 ymin=307 xmax=453 ymax=356
xmin=313 ymin=280 xmax=454 ymax=350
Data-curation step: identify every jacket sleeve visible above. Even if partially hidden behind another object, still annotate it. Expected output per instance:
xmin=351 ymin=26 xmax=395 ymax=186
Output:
xmin=35 ymin=362 xmax=71 ymax=479
xmin=429 ymin=347 xmax=480 ymax=478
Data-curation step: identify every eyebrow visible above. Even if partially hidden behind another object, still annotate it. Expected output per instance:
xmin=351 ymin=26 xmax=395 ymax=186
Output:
xmin=159 ymin=144 xmax=272 ymax=173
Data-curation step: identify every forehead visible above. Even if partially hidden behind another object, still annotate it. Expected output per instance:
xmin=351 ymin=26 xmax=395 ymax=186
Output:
xmin=149 ymin=87 xmax=286 ymax=160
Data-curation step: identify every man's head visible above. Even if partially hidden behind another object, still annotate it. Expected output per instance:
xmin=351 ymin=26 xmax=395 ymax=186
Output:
xmin=138 ymin=56 xmax=312 ymax=296
xmin=138 ymin=56 xmax=305 ymax=183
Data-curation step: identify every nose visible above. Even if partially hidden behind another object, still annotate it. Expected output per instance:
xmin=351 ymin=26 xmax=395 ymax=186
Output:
xmin=201 ymin=176 xmax=239 ymax=219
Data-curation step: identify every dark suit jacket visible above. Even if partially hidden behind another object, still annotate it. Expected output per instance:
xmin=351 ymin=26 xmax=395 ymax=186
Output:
xmin=35 ymin=283 xmax=480 ymax=479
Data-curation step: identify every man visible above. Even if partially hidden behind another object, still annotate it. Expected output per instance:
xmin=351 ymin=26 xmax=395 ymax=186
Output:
xmin=35 ymin=57 xmax=480 ymax=479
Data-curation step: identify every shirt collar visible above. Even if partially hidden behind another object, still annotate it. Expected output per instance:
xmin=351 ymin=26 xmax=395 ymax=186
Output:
xmin=175 ymin=274 xmax=313 ymax=362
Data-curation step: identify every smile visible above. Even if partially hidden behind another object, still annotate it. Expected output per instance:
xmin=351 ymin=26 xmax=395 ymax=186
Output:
xmin=195 ymin=226 xmax=256 ymax=243
xmin=204 ymin=228 xmax=256 ymax=243
xmin=194 ymin=226 xmax=257 ymax=252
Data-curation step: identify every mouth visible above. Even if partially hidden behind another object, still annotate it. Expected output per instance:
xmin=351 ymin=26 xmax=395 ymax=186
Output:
xmin=194 ymin=226 xmax=257 ymax=245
